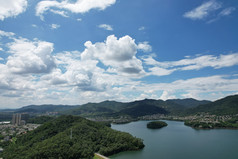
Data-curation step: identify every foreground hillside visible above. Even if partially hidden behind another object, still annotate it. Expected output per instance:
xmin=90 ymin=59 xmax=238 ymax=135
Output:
xmin=0 ymin=115 xmax=144 ymax=159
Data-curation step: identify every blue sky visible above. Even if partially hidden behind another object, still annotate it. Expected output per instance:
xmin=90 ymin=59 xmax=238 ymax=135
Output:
xmin=0 ymin=0 xmax=238 ymax=108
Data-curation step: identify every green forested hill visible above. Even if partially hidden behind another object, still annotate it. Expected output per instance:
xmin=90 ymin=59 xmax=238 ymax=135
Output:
xmin=167 ymin=98 xmax=211 ymax=108
xmin=63 ymin=99 xmax=201 ymax=117
xmin=0 ymin=112 xmax=13 ymax=121
xmin=15 ymin=104 xmax=76 ymax=114
xmin=0 ymin=115 xmax=144 ymax=159
xmin=65 ymin=101 xmax=127 ymax=117
xmin=187 ymin=95 xmax=238 ymax=115
xmin=115 ymin=103 xmax=168 ymax=118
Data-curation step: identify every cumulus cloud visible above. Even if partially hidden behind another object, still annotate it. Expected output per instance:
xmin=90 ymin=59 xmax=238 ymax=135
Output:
xmin=183 ymin=0 xmax=221 ymax=20
xmin=0 ymin=0 xmax=28 ymax=21
xmin=7 ymin=38 xmax=56 ymax=74
xmin=36 ymin=0 xmax=116 ymax=20
xmin=1 ymin=30 xmax=238 ymax=108
xmin=81 ymin=35 xmax=146 ymax=75
xmin=53 ymin=50 xmax=110 ymax=92
xmin=98 ymin=24 xmax=113 ymax=31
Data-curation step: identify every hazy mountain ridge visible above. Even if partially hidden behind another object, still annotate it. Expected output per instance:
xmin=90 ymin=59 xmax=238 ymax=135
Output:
xmin=1 ymin=95 xmax=238 ymax=119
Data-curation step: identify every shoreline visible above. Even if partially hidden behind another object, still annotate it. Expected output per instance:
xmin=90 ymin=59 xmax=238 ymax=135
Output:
xmin=94 ymin=153 xmax=110 ymax=159
xmin=112 ymin=118 xmax=238 ymax=130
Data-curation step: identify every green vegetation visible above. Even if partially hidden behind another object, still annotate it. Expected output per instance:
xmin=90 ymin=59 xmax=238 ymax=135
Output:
xmin=167 ymin=98 xmax=211 ymax=108
xmin=93 ymin=156 xmax=102 ymax=159
xmin=27 ymin=116 xmax=55 ymax=124
xmin=185 ymin=117 xmax=238 ymax=129
xmin=63 ymin=98 xmax=208 ymax=118
xmin=0 ymin=115 xmax=144 ymax=159
xmin=147 ymin=121 xmax=168 ymax=129
xmin=117 ymin=104 xmax=168 ymax=118
xmin=187 ymin=95 xmax=238 ymax=115
xmin=0 ymin=98 xmax=214 ymax=119
xmin=15 ymin=105 xmax=76 ymax=114
xmin=0 ymin=112 xmax=13 ymax=121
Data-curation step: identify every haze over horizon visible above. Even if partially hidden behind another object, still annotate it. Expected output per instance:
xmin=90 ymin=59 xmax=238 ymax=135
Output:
xmin=0 ymin=0 xmax=238 ymax=108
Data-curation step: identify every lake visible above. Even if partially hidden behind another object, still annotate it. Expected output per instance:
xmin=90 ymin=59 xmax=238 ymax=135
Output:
xmin=110 ymin=120 xmax=238 ymax=159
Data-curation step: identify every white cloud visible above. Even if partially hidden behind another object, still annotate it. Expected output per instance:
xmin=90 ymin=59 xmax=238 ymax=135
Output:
xmin=0 ymin=0 xmax=28 ymax=21
xmin=50 ymin=24 xmax=60 ymax=29
xmin=143 ymin=53 xmax=238 ymax=76
xmin=7 ymin=38 xmax=56 ymax=74
xmin=0 ymin=30 xmax=15 ymax=38
xmin=160 ymin=90 xmax=176 ymax=100
xmin=137 ymin=42 xmax=152 ymax=52
xmin=50 ymin=9 xmax=69 ymax=17
xmin=138 ymin=26 xmax=145 ymax=31
xmin=77 ymin=18 xmax=82 ymax=21
xmin=32 ymin=24 xmax=38 ymax=28
xmin=1 ymin=30 xmax=238 ymax=108
xmin=36 ymin=0 xmax=116 ymax=20
xmin=184 ymin=0 xmax=221 ymax=20
xmin=98 ymin=24 xmax=113 ymax=31
xmin=133 ymin=75 xmax=238 ymax=101
xmin=219 ymin=7 xmax=236 ymax=16
xmin=0 ymin=57 xmax=3 ymax=60
xmin=148 ymin=67 xmax=176 ymax=76
xmin=81 ymin=35 xmax=145 ymax=75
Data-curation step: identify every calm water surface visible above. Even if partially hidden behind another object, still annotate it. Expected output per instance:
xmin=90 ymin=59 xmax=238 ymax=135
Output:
xmin=110 ymin=120 xmax=238 ymax=159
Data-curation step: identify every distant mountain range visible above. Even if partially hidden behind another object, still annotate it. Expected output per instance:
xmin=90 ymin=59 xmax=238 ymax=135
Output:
xmin=1 ymin=94 xmax=238 ymax=121
xmin=62 ymin=98 xmax=211 ymax=118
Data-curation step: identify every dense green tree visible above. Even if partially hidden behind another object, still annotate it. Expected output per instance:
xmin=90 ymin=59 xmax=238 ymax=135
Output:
xmin=147 ymin=121 xmax=168 ymax=129
xmin=0 ymin=115 xmax=144 ymax=159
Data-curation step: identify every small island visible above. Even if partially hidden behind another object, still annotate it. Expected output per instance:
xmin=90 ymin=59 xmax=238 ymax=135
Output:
xmin=147 ymin=121 xmax=168 ymax=129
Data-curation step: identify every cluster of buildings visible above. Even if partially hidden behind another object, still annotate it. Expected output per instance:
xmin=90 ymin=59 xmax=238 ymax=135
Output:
xmin=11 ymin=113 xmax=30 ymax=126
xmin=139 ymin=113 xmax=238 ymax=124
xmin=12 ymin=113 xmax=25 ymax=126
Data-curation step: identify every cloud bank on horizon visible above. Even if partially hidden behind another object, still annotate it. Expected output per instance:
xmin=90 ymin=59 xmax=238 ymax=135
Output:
xmin=0 ymin=0 xmax=237 ymax=108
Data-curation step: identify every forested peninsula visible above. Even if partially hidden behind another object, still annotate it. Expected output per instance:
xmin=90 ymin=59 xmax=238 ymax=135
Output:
xmin=0 ymin=115 xmax=144 ymax=159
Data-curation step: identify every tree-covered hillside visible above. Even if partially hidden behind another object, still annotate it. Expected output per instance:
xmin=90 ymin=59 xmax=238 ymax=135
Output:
xmin=0 ymin=115 xmax=144 ymax=159
xmin=65 ymin=101 xmax=127 ymax=117
xmin=167 ymin=98 xmax=211 ymax=108
xmin=187 ymin=95 xmax=238 ymax=115
xmin=15 ymin=105 xmax=76 ymax=114
xmin=63 ymin=98 xmax=208 ymax=118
